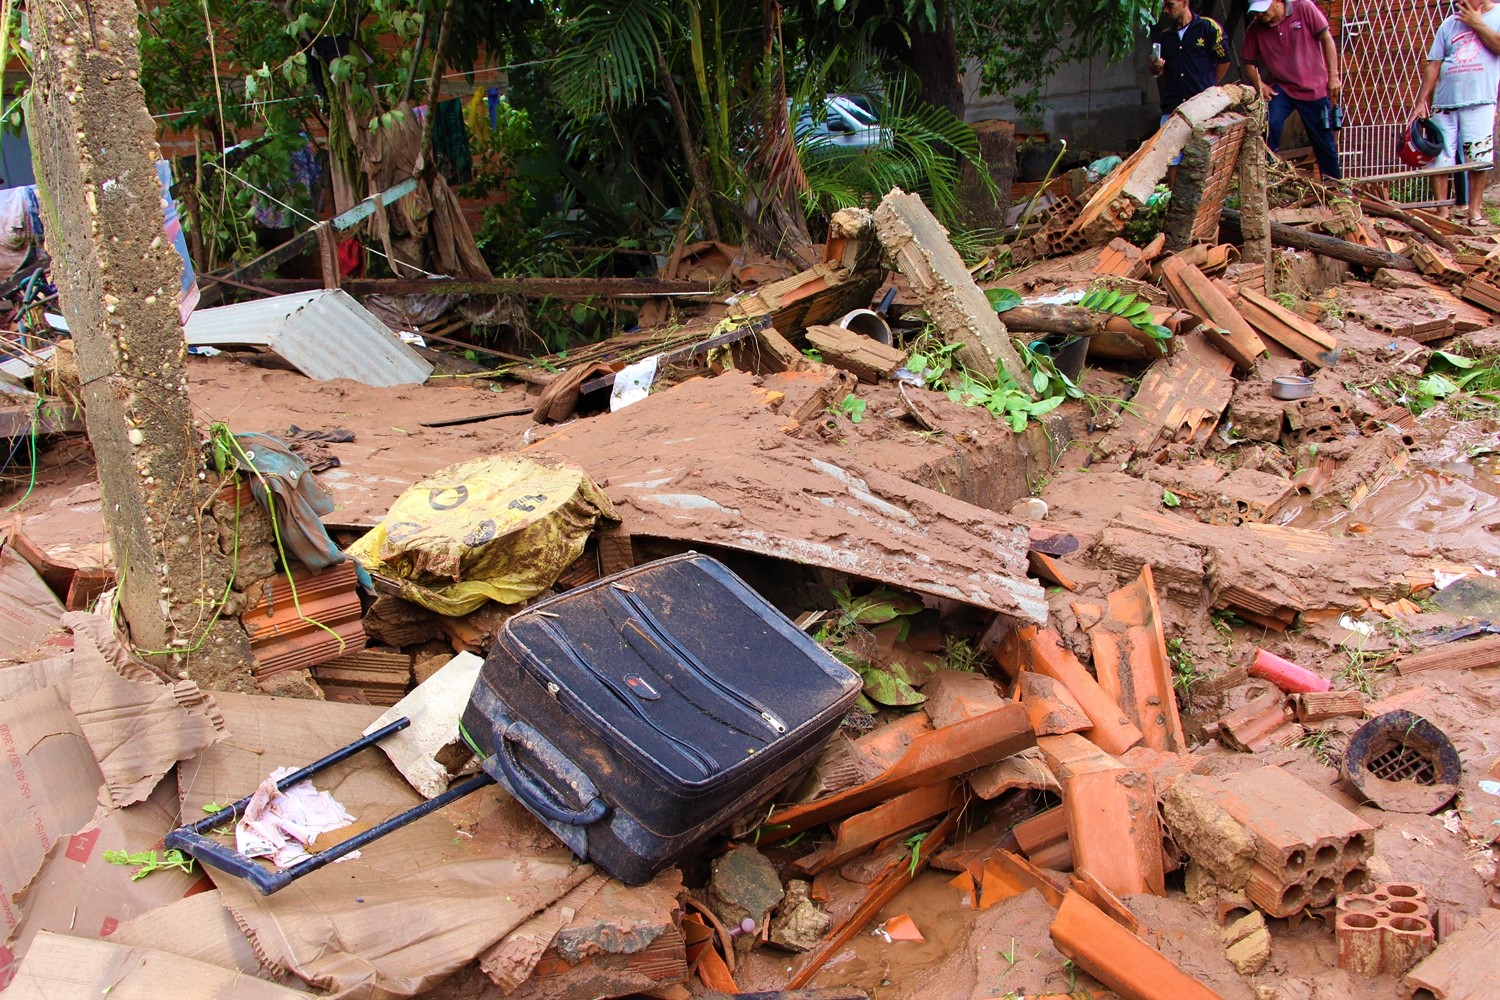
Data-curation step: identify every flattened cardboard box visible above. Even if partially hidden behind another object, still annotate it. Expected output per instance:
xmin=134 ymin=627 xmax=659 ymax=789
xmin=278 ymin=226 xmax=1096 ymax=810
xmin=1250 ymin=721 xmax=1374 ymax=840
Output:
xmin=3 ymin=778 xmax=207 ymax=985
xmin=0 ymin=685 xmax=103 ymax=985
xmin=6 ymin=932 xmax=306 ymax=1000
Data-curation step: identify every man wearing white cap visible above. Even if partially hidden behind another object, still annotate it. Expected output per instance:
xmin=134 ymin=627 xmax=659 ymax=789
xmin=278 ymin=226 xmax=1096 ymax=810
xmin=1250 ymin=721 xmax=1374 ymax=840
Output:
xmin=1240 ymin=0 xmax=1343 ymax=179
xmin=1412 ymin=0 xmax=1500 ymax=227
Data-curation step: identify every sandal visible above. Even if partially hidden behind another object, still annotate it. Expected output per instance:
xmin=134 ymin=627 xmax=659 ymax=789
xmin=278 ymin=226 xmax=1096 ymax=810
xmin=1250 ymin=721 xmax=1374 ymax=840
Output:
xmin=1468 ymin=216 xmax=1493 ymax=228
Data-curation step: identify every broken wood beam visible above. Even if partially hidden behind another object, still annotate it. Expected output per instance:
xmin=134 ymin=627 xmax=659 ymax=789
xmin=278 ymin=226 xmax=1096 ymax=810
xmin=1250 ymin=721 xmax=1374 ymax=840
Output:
xmin=253 ymin=276 xmax=717 ymax=300
xmin=1220 ymin=209 xmax=1418 ymax=272
xmin=873 ymin=189 xmax=1035 ymax=394
xmin=803 ymin=325 xmax=907 ymax=383
xmin=999 ymin=304 xmax=1145 ymax=339
xmin=761 ymin=704 xmax=1034 ymax=839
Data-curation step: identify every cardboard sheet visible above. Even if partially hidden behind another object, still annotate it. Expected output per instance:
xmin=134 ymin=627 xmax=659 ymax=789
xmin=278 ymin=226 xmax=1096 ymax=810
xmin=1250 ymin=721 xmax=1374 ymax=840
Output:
xmin=0 ymin=544 xmax=63 ymax=659
xmin=184 ymin=693 xmax=591 ymax=999
xmin=58 ymin=614 xmax=226 ymax=808
xmin=6 ymin=931 xmax=308 ymax=999
xmin=3 ymin=778 xmax=208 ymax=982
xmin=111 ymin=889 xmax=268 ymax=979
xmin=0 ymin=686 xmax=105 ymax=972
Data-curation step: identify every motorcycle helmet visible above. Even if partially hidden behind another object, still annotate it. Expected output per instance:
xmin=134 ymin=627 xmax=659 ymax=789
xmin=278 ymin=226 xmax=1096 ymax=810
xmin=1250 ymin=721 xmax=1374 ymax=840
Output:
xmin=1397 ymin=118 xmax=1443 ymax=169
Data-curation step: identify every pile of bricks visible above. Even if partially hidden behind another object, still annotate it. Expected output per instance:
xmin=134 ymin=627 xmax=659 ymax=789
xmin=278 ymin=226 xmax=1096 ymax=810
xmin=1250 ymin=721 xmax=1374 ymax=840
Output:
xmin=1163 ymin=765 xmax=1374 ymax=917
xmin=1335 ymin=882 xmax=1435 ymax=976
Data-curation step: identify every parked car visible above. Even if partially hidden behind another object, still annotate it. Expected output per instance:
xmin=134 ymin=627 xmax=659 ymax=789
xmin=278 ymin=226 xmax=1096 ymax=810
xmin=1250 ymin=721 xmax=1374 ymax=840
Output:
xmin=790 ymin=94 xmax=889 ymax=154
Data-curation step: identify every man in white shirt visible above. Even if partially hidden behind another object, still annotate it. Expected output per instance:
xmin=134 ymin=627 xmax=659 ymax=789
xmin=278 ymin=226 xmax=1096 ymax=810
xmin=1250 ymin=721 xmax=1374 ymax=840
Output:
xmin=1413 ymin=0 xmax=1500 ymax=225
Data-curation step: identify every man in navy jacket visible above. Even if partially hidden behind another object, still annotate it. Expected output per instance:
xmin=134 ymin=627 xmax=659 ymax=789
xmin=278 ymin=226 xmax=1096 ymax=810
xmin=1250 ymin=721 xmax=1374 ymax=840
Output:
xmin=1151 ymin=0 xmax=1232 ymax=185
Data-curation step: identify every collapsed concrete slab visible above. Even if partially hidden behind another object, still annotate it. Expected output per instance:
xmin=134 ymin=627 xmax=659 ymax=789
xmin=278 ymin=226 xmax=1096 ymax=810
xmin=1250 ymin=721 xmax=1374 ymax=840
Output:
xmin=529 ymin=369 xmax=1048 ymax=623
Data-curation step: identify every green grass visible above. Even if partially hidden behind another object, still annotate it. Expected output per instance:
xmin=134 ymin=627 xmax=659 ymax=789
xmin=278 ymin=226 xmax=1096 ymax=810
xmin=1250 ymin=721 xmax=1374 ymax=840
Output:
xmin=1337 ymin=648 xmax=1391 ymax=698
xmin=1297 ymin=728 xmax=1342 ymax=768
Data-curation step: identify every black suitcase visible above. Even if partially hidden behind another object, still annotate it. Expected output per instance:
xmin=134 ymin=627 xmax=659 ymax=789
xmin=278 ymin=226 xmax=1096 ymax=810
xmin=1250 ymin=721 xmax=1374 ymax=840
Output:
xmin=460 ymin=552 xmax=862 ymax=884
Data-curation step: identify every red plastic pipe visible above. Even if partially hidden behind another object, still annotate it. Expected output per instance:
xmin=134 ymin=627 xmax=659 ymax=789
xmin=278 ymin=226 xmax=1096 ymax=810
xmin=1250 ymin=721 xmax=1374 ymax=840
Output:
xmin=1250 ymin=648 xmax=1331 ymax=693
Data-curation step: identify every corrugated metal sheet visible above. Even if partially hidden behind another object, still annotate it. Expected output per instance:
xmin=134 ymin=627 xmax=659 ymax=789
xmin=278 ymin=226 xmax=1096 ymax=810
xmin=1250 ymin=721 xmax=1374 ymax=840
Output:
xmin=184 ymin=289 xmax=432 ymax=387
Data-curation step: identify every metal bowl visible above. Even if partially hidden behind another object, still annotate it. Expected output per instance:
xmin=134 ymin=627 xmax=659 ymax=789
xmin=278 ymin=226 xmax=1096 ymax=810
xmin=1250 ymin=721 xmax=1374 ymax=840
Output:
xmin=1271 ymin=375 xmax=1316 ymax=401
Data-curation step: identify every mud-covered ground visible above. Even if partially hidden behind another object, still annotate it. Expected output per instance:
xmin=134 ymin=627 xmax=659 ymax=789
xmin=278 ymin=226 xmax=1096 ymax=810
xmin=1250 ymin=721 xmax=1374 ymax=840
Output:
xmin=3 ymin=269 xmax=1499 ymax=998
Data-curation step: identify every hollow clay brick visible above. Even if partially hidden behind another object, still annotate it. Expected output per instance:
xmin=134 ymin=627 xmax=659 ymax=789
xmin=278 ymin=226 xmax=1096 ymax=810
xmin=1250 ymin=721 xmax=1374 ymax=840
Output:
xmin=1337 ymin=883 xmax=1434 ymax=976
xmin=1404 ymin=908 xmax=1500 ymax=999
xmin=1170 ymin=767 xmax=1372 ymax=875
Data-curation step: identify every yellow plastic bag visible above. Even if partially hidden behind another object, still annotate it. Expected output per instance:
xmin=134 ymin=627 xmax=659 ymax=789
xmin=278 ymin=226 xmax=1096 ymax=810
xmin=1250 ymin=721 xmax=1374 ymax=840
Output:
xmin=348 ymin=453 xmax=618 ymax=616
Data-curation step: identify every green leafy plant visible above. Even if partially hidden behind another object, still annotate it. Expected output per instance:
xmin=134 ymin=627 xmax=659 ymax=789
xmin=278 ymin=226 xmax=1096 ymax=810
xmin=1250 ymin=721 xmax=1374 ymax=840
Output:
xmin=903 ymin=831 xmax=930 ymax=876
xmin=1161 ymin=489 xmax=1181 ymax=508
xmin=1122 ymin=184 xmax=1171 ymax=244
xmin=1374 ymin=350 xmax=1500 ymax=418
xmin=941 ymin=637 xmax=983 ymax=673
xmin=1167 ymin=637 xmax=1199 ymax=704
xmin=832 ymin=394 xmax=867 ymax=423
xmin=104 ymin=849 xmax=196 ymax=881
xmin=906 ymin=333 xmax=1073 ymax=433
xmin=1079 ymin=287 xmax=1173 ymax=345
xmin=817 ymin=587 xmax=926 ymax=708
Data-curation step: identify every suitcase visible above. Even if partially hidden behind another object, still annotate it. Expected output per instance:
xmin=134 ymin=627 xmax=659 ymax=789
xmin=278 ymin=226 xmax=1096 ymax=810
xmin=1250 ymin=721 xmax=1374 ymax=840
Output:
xmin=460 ymin=552 xmax=862 ymax=884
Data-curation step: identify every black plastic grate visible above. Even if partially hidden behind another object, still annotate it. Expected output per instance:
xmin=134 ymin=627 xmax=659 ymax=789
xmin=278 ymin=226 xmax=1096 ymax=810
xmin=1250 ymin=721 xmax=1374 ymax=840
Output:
xmin=1365 ymin=743 xmax=1437 ymax=785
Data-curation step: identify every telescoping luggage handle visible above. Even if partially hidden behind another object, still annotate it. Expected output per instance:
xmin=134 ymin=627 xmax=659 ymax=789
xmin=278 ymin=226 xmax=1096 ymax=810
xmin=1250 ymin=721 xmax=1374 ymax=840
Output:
xmin=164 ymin=717 xmax=495 ymax=895
xmin=488 ymin=717 xmax=611 ymax=826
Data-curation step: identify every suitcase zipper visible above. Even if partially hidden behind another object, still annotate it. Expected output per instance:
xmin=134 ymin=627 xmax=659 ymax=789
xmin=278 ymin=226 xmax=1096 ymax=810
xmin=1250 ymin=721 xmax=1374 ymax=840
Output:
xmin=531 ymin=617 xmax=720 ymax=777
xmin=614 ymin=589 xmax=788 ymax=737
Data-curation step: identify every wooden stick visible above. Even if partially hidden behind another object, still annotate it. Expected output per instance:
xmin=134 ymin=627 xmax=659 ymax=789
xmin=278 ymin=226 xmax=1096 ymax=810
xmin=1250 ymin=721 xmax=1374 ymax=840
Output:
xmin=1221 ymin=209 xmax=1418 ymax=272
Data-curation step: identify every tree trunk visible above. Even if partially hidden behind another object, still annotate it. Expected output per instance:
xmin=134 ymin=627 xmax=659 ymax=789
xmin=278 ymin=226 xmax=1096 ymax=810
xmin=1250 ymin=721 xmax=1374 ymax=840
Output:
xmin=907 ymin=0 xmax=964 ymax=117
xmin=31 ymin=0 xmax=255 ymax=690
xmin=1221 ymin=209 xmax=1418 ymax=272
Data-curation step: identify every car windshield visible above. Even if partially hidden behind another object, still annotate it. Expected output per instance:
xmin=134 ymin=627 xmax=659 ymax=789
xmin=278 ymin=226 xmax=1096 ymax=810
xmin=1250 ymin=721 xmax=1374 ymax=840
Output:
xmin=827 ymin=96 xmax=877 ymax=128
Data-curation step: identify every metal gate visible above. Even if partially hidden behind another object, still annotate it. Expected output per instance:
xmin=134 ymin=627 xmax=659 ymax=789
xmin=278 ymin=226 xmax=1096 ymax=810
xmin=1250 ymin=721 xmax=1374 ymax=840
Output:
xmin=1323 ymin=0 xmax=1452 ymax=179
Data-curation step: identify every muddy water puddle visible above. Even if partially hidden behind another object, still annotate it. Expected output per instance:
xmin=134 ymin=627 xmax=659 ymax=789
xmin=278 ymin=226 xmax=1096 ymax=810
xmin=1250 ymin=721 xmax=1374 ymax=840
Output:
xmin=1283 ymin=418 xmax=1500 ymax=548
xmin=806 ymin=871 xmax=979 ymax=996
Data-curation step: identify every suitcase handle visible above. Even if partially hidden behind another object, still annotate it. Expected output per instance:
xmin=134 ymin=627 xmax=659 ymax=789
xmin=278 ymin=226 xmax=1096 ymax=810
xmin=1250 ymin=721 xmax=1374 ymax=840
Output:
xmin=492 ymin=719 xmax=610 ymax=827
